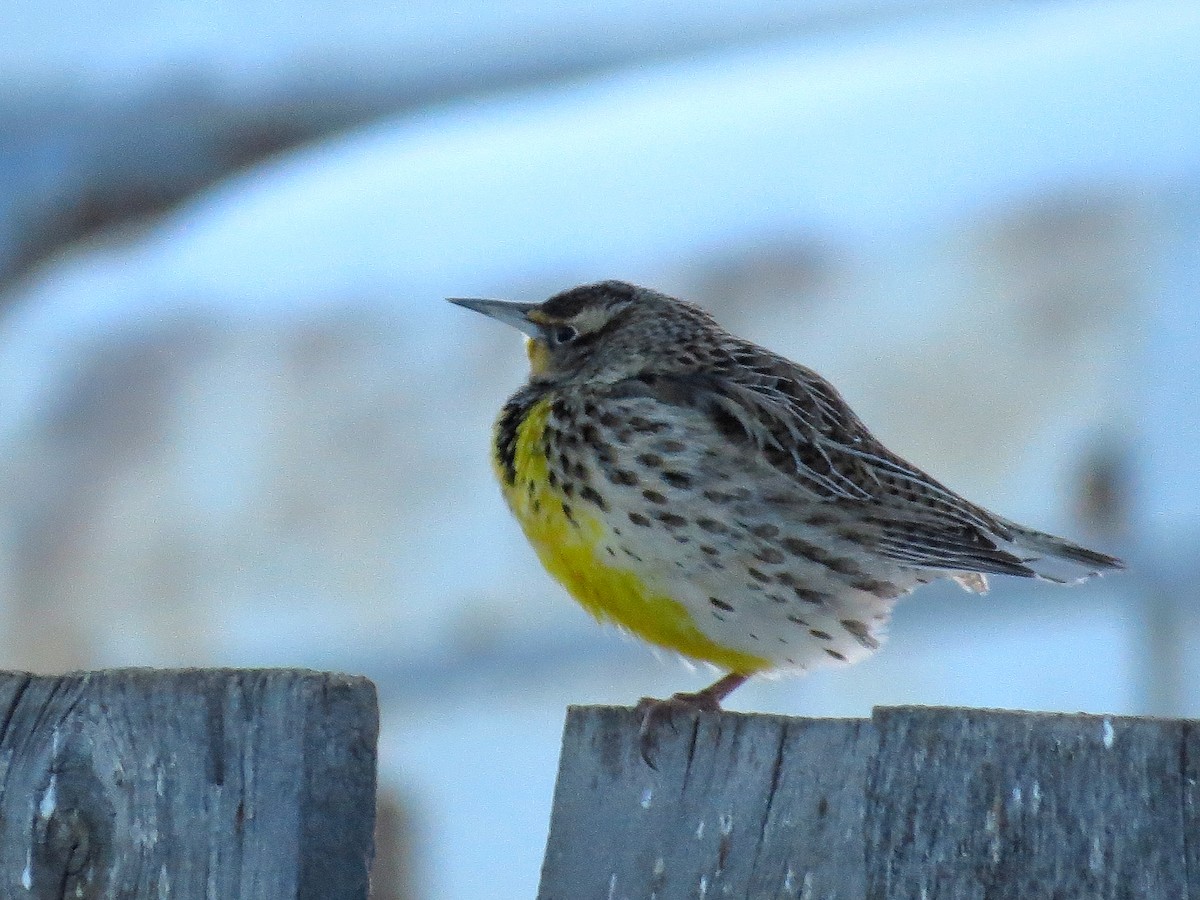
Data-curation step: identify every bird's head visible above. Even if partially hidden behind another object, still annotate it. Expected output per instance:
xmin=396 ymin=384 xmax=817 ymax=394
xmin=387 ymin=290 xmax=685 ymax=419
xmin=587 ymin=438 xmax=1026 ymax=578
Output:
xmin=449 ymin=280 xmax=721 ymax=384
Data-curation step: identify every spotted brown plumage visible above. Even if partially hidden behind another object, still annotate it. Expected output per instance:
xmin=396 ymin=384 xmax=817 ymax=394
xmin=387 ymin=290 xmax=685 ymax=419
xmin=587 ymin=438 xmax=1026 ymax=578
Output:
xmin=449 ymin=280 xmax=1124 ymax=761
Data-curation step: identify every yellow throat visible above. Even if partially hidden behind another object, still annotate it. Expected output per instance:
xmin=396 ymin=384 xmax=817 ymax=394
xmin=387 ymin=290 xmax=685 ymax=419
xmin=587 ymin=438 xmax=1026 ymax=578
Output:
xmin=524 ymin=335 xmax=550 ymax=376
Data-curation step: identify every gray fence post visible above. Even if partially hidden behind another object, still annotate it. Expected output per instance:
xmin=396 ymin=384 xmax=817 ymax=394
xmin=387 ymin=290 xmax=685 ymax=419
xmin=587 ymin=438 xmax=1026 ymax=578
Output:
xmin=0 ymin=668 xmax=378 ymax=899
xmin=538 ymin=705 xmax=1198 ymax=899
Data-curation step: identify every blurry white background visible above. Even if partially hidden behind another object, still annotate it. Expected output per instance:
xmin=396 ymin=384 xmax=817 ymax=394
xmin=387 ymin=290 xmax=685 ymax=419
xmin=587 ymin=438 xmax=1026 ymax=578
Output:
xmin=2 ymin=0 xmax=1198 ymax=897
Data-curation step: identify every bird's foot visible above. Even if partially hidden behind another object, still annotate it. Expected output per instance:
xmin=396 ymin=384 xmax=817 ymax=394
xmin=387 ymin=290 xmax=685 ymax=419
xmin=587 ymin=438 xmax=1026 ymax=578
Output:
xmin=635 ymin=689 xmax=723 ymax=769
xmin=634 ymin=673 xmax=749 ymax=769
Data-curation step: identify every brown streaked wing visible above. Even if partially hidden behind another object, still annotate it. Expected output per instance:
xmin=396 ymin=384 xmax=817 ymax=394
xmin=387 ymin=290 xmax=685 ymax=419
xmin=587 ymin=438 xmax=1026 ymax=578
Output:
xmin=615 ymin=349 xmax=1041 ymax=578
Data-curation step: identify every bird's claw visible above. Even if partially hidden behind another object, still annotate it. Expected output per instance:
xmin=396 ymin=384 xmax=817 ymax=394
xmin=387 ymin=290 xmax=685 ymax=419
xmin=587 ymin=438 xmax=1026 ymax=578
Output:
xmin=635 ymin=690 xmax=723 ymax=769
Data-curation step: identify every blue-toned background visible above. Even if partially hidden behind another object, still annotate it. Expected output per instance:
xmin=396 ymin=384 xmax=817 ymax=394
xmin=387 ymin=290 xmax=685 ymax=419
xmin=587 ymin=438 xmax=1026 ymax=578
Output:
xmin=3 ymin=1 xmax=1198 ymax=896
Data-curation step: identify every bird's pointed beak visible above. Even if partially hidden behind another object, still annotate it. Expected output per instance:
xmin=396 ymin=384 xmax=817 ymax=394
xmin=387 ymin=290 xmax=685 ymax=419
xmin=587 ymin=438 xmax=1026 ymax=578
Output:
xmin=447 ymin=297 xmax=543 ymax=340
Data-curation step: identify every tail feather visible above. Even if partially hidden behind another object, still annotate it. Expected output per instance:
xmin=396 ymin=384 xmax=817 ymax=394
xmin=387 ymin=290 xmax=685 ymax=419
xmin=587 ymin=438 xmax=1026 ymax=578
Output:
xmin=999 ymin=522 xmax=1125 ymax=585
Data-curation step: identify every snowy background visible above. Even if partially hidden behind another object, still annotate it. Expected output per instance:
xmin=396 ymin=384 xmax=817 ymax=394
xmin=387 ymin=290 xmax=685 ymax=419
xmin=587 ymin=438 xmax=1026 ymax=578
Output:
xmin=3 ymin=0 xmax=1198 ymax=897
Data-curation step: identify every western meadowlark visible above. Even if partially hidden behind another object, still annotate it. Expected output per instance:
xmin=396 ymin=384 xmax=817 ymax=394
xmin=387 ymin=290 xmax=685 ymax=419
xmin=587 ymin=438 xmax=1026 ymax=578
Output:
xmin=450 ymin=280 xmax=1123 ymax=756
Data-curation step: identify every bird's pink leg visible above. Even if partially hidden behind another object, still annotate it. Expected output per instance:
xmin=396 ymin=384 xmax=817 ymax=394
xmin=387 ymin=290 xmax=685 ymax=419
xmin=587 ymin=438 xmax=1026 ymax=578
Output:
xmin=635 ymin=672 xmax=750 ymax=767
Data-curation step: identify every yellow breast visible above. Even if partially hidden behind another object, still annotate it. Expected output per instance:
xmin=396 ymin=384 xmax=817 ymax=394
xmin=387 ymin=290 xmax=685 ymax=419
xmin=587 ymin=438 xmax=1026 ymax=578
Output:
xmin=494 ymin=394 xmax=769 ymax=673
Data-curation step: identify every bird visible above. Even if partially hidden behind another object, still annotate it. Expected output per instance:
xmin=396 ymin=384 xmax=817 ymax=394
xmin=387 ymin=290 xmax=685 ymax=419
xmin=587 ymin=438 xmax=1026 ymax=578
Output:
xmin=449 ymin=280 xmax=1124 ymax=761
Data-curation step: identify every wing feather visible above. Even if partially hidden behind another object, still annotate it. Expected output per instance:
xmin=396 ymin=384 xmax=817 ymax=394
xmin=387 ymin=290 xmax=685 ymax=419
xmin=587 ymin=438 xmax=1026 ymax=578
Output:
xmin=614 ymin=350 xmax=1036 ymax=578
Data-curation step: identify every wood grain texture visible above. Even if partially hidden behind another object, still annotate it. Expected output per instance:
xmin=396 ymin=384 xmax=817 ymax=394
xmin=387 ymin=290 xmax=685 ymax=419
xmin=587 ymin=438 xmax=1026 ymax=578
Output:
xmin=0 ymin=668 xmax=378 ymax=899
xmin=537 ymin=705 xmax=875 ymax=900
xmin=539 ymin=705 xmax=1199 ymax=900
xmin=1185 ymin=719 xmax=1200 ymax=897
xmin=866 ymin=706 xmax=1196 ymax=900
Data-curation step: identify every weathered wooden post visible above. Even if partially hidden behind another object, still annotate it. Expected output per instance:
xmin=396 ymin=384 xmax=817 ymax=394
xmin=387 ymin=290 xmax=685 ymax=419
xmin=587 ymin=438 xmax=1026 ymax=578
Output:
xmin=538 ymin=705 xmax=1199 ymax=899
xmin=0 ymin=668 xmax=378 ymax=899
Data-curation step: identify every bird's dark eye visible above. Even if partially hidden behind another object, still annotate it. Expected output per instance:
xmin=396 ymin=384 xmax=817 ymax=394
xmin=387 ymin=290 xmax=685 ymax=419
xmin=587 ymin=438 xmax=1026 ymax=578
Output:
xmin=550 ymin=324 xmax=579 ymax=345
